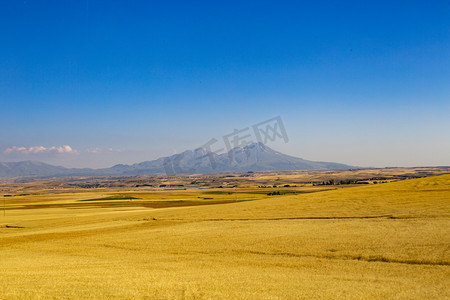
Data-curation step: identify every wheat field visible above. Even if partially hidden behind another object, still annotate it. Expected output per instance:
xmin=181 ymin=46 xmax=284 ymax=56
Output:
xmin=1 ymin=175 xmax=449 ymax=299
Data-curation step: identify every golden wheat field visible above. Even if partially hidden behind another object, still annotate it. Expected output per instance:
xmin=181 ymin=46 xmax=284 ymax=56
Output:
xmin=1 ymin=174 xmax=449 ymax=299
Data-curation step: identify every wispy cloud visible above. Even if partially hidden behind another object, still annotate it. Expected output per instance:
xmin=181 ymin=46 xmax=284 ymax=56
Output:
xmin=3 ymin=145 xmax=125 ymax=156
xmin=4 ymin=145 xmax=79 ymax=155
xmin=85 ymin=148 xmax=124 ymax=154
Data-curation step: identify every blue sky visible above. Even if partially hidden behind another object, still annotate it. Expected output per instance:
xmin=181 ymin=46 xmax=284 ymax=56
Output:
xmin=1 ymin=0 xmax=449 ymax=168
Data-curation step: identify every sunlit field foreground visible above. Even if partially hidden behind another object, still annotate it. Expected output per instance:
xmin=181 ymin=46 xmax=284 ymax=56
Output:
xmin=1 ymin=175 xmax=449 ymax=299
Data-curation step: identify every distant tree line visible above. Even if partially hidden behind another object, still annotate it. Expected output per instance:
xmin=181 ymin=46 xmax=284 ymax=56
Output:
xmin=267 ymin=191 xmax=281 ymax=196
xmin=313 ymin=179 xmax=388 ymax=186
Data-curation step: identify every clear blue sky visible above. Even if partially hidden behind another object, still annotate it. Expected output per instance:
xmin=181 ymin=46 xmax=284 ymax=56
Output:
xmin=1 ymin=0 xmax=449 ymax=168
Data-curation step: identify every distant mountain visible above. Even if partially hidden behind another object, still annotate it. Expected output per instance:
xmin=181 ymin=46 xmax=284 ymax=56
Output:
xmin=0 ymin=161 xmax=67 ymax=178
xmin=0 ymin=143 xmax=355 ymax=178
xmin=0 ymin=161 xmax=96 ymax=178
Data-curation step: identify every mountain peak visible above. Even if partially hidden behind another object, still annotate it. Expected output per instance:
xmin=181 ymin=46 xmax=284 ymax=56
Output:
xmin=243 ymin=142 xmax=265 ymax=149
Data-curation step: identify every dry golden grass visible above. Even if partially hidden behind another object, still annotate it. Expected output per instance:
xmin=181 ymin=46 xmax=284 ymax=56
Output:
xmin=0 ymin=175 xmax=449 ymax=299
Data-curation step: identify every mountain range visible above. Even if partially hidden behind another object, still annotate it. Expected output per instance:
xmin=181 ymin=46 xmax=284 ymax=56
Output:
xmin=0 ymin=143 xmax=354 ymax=178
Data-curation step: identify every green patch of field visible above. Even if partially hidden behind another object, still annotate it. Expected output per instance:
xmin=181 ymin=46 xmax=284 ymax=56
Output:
xmin=79 ymin=195 xmax=141 ymax=201
xmin=10 ymin=198 xmax=254 ymax=210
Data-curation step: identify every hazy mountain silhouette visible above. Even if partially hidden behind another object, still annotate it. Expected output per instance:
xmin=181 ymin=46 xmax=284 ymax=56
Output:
xmin=0 ymin=143 xmax=354 ymax=178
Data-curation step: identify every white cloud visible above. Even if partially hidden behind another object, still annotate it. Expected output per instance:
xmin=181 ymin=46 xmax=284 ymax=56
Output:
xmin=85 ymin=148 xmax=124 ymax=154
xmin=3 ymin=145 xmax=79 ymax=155
xmin=2 ymin=146 xmax=128 ymax=161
